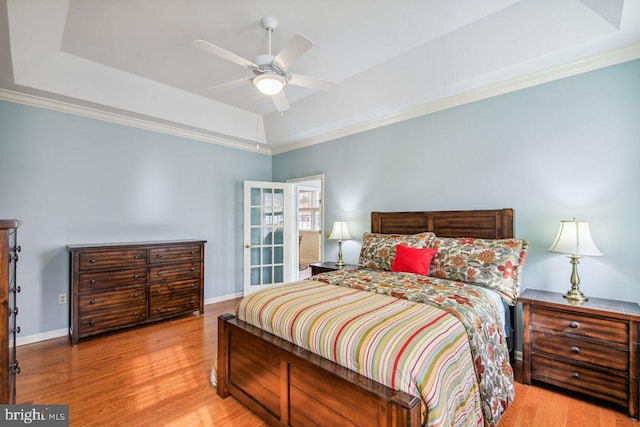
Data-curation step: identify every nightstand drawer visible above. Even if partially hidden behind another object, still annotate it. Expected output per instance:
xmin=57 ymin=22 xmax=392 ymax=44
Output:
xmin=531 ymin=307 xmax=628 ymax=344
xmin=531 ymin=355 xmax=628 ymax=406
xmin=532 ymin=331 xmax=627 ymax=371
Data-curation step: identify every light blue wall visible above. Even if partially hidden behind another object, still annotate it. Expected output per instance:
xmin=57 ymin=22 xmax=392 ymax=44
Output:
xmin=0 ymin=101 xmax=272 ymax=339
xmin=274 ymin=59 xmax=640 ymax=313
xmin=1 ymin=58 xmax=638 ymax=344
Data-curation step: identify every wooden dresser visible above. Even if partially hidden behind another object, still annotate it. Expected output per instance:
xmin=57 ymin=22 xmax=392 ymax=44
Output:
xmin=68 ymin=240 xmax=206 ymax=345
xmin=1 ymin=220 xmax=21 ymax=404
xmin=521 ymin=288 xmax=640 ymax=418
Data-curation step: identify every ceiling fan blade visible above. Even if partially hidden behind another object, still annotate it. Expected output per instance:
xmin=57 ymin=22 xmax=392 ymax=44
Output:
xmin=192 ymin=39 xmax=256 ymax=68
xmin=272 ymin=33 xmax=313 ymax=70
xmin=288 ymin=74 xmax=341 ymax=92
xmin=272 ymin=91 xmax=290 ymax=112
xmin=207 ymin=78 xmax=252 ymax=92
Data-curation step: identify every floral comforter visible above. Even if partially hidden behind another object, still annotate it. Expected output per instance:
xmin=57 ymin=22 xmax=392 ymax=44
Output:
xmin=313 ymin=268 xmax=513 ymax=426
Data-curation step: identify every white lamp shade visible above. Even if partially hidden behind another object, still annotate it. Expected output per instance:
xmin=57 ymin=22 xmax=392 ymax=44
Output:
xmin=548 ymin=220 xmax=602 ymax=256
xmin=254 ymin=74 xmax=285 ymax=95
xmin=329 ymin=221 xmax=351 ymax=240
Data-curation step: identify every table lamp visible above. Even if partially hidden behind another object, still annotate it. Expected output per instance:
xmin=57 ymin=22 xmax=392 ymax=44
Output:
xmin=548 ymin=219 xmax=602 ymax=302
xmin=329 ymin=220 xmax=351 ymax=267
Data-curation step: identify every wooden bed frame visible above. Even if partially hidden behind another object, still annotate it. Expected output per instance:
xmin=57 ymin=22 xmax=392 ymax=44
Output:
xmin=217 ymin=208 xmax=516 ymax=426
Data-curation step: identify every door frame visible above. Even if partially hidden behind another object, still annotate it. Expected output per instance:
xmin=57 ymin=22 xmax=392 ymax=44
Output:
xmin=287 ymin=174 xmax=325 ymax=265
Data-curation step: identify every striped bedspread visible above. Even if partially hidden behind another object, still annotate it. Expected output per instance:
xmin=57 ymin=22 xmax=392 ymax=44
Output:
xmin=237 ymin=280 xmax=484 ymax=426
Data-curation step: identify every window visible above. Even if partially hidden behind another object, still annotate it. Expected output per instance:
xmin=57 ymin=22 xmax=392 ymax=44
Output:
xmin=298 ymin=189 xmax=320 ymax=231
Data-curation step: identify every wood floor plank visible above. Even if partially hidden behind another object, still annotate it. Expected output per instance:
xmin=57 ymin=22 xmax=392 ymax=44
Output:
xmin=15 ymin=298 xmax=639 ymax=426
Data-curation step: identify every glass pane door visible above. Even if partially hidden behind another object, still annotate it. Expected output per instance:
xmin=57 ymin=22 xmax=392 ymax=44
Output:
xmin=244 ymin=181 xmax=292 ymax=295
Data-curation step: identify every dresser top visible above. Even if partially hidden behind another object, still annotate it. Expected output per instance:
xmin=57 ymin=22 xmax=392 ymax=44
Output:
xmin=0 ymin=220 xmax=20 ymax=229
xmin=67 ymin=239 xmax=206 ymax=251
xmin=520 ymin=288 xmax=640 ymax=321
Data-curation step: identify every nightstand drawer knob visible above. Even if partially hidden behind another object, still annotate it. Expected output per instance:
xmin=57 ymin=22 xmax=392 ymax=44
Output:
xmin=569 ymin=321 xmax=580 ymax=329
xmin=570 ymin=346 xmax=580 ymax=353
xmin=571 ymin=372 xmax=580 ymax=379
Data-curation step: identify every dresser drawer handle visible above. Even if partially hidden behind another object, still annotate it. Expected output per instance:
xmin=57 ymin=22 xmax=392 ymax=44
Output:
xmin=133 ymin=312 xmax=139 ymax=317
xmin=571 ymin=372 xmax=580 ymax=379
xmin=157 ymin=271 xmax=163 ymax=276
xmin=89 ymin=320 xmax=95 ymax=326
xmin=133 ymin=293 xmax=139 ymax=298
xmin=190 ymin=300 xmax=195 ymax=305
xmin=134 ymin=275 xmax=140 ymax=279
xmin=133 ymin=255 xmax=140 ymax=260
xmin=157 ymin=307 xmax=162 ymax=312
xmin=569 ymin=321 xmax=580 ymax=329
xmin=156 ymin=289 xmax=162 ymax=294
xmin=570 ymin=346 xmax=580 ymax=353
xmin=157 ymin=254 xmax=162 ymax=258
xmin=90 ymin=259 xmax=96 ymax=264
xmin=190 ymin=251 xmax=196 ymax=255
xmin=190 ymin=283 xmax=195 ymax=288
xmin=190 ymin=267 xmax=195 ymax=271
xmin=90 ymin=300 xmax=96 ymax=305
xmin=90 ymin=279 xmax=96 ymax=284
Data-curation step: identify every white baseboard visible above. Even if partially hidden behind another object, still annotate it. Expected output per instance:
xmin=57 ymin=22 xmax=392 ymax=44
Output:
xmin=16 ymin=292 xmax=245 ymax=346
xmin=17 ymin=328 xmax=68 ymax=346
xmin=204 ymin=292 xmax=243 ymax=306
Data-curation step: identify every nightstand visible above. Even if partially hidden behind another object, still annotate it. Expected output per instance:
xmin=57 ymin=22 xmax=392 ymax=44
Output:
xmin=309 ymin=261 xmax=358 ymax=276
xmin=520 ymin=288 xmax=640 ymax=418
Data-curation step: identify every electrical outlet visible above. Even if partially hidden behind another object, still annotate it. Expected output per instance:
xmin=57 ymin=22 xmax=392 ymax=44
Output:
xmin=58 ymin=293 xmax=67 ymax=304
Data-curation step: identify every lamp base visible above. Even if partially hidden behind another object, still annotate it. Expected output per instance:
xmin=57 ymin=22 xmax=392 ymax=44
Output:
xmin=563 ymin=288 xmax=588 ymax=302
xmin=335 ymin=260 xmax=346 ymax=268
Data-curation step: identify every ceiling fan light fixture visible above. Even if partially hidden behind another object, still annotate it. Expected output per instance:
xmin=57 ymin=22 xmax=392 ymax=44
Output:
xmin=254 ymin=73 xmax=285 ymax=95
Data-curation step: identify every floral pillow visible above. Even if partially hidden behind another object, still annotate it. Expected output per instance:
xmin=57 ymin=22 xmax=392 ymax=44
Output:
xmin=428 ymin=237 xmax=530 ymax=305
xmin=358 ymin=232 xmax=436 ymax=271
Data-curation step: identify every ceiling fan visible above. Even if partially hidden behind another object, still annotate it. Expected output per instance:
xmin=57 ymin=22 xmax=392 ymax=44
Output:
xmin=193 ymin=17 xmax=340 ymax=112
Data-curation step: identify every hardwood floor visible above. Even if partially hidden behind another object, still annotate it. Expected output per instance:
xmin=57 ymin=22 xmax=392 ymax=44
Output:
xmin=16 ymin=299 xmax=638 ymax=426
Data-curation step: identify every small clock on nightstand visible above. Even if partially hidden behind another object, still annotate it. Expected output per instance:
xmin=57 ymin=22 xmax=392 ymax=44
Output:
xmin=309 ymin=261 xmax=358 ymax=276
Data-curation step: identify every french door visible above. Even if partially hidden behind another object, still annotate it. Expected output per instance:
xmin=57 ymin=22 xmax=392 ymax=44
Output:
xmin=243 ymin=181 xmax=296 ymax=295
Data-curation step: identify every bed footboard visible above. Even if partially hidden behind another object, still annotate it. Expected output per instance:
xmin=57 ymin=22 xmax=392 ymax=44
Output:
xmin=217 ymin=313 xmax=421 ymax=427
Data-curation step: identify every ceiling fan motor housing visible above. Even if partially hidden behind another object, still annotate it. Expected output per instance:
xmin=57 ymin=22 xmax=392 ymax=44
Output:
xmin=262 ymin=17 xmax=278 ymax=31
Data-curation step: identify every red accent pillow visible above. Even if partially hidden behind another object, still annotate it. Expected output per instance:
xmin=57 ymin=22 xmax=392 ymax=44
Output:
xmin=391 ymin=245 xmax=437 ymax=276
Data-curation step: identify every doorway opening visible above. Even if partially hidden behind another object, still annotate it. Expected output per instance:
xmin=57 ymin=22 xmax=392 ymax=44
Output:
xmin=287 ymin=175 xmax=324 ymax=280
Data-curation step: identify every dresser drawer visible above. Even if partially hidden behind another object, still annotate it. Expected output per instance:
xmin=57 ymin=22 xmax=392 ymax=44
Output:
xmin=531 ymin=331 xmax=627 ymax=371
xmin=149 ymin=280 xmax=200 ymax=297
xmin=531 ymin=354 xmax=628 ymax=406
xmin=149 ymin=245 xmax=202 ymax=264
xmin=149 ymin=283 xmax=200 ymax=319
xmin=79 ymin=286 xmax=147 ymax=316
xmin=78 ymin=286 xmax=147 ymax=335
xmin=78 ymin=268 xmax=147 ymax=292
xmin=149 ymin=261 xmax=200 ymax=283
xmin=531 ymin=307 xmax=628 ymax=344
xmin=79 ymin=249 xmax=147 ymax=271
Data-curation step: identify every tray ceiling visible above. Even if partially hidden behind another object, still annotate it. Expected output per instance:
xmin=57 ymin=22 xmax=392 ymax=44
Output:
xmin=1 ymin=0 xmax=639 ymax=154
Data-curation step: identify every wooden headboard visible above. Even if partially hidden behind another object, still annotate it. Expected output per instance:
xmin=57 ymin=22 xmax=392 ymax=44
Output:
xmin=371 ymin=209 xmax=514 ymax=239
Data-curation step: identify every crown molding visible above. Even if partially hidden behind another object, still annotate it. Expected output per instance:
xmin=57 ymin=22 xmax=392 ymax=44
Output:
xmin=0 ymin=88 xmax=272 ymax=156
xmin=2 ymin=42 xmax=638 ymax=157
xmin=272 ymin=42 xmax=640 ymax=155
